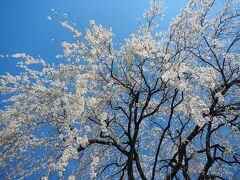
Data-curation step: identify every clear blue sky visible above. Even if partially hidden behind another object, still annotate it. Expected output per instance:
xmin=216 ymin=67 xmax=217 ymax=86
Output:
xmin=0 ymin=0 xmax=186 ymax=105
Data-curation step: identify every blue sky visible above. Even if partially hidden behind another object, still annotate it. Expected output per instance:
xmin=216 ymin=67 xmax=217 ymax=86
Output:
xmin=0 ymin=0 xmax=186 ymax=106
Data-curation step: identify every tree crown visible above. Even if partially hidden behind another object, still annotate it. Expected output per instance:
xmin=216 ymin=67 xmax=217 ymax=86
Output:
xmin=0 ymin=0 xmax=240 ymax=179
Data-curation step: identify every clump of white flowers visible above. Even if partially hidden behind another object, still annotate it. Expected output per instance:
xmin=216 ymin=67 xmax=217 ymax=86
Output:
xmin=90 ymin=156 xmax=100 ymax=179
xmin=215 ymin=92 xmax=224 ymax=104
xmin=68 ymin=175 xmax=75 ymax=180
xmin=60 ymin=21 xmax=81 ymax=38
xmin=76 ymin=135 xmax=89 ymax=148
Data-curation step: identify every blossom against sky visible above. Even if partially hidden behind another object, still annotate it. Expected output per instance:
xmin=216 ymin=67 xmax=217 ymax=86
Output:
xmin=0 ymin=0 xmax=239 ymax=179
xmin=0 ymin=0 xmax=186 ymax=62
xmin=0 ymin=0 xmax=186 ymax=111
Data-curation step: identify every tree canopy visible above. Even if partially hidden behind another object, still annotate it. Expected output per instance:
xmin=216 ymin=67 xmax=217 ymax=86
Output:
xmin=0 ymin=0 xmax=240 ymax=179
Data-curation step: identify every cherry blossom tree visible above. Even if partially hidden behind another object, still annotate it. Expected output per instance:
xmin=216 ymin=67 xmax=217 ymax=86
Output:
xmin=0 ymin=0 xmax=240 ymax=179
